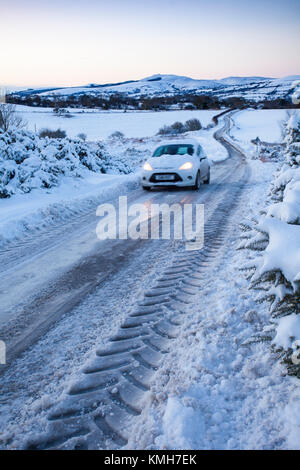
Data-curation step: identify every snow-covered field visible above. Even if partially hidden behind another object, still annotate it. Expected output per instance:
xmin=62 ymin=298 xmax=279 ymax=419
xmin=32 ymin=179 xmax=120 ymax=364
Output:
xmin=229 ymin=109 xmax=299 ymax=156
xmin=231 ymin=109 xmax=287 ymax=143
xmin=16 ymin=105 xmax=218 ymax=140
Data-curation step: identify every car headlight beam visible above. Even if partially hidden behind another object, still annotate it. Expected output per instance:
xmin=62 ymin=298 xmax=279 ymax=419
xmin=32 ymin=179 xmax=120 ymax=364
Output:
xmin=143 ymin=162 xmax=153 ymax=171
xmin=179 ymin=161 xmax=193 ymax=170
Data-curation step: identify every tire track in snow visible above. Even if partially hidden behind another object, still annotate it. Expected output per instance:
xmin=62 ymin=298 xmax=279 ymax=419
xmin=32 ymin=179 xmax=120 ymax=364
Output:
xmin=24 ymin=136 xmax=250 ymax=449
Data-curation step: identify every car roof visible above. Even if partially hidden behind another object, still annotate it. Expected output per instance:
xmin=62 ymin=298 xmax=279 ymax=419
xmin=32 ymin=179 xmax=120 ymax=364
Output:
xmin=155 ymin=138 xmax=200 ymax=148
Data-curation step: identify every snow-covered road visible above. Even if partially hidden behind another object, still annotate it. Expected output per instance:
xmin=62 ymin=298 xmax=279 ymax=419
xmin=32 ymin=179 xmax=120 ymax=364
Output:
xmin=0 ymin=116 xmax=298 ymax=449
xmin=0 ymin=116 xmax=234 ymax=367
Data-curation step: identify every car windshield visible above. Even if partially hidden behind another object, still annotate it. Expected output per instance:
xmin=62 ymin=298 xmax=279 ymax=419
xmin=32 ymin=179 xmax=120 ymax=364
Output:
xmin=153 ymin=144 xmax=194 ymax=157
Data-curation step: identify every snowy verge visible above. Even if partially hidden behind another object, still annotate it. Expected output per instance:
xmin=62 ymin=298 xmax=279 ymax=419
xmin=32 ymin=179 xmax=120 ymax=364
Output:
xmin=195 ymin=126 xmax=228 ymax=163
xmin=252 ymin=217 xmax=300 ymax=291
xmin=0 ymin=173 xmax=139 ymax=248
xmin=239 ymin=112 xmax=300 ymax=376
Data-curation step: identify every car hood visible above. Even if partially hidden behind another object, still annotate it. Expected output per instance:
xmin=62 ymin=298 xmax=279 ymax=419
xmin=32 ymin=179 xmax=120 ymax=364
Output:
xmin=148 ymin=155 xmax=193 ymax=170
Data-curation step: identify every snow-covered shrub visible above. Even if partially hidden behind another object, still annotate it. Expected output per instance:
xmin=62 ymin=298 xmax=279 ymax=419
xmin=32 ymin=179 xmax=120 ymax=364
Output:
xmin=239 ymin=112 xmax=300 ymax=377
xmin=77 ymin=133 xmax=87 ymax=142
xmin=0 ymin=129 xmax=140 ymax=198
xmin=257 ymin=143 xmax=283 ymax=162
xmin=185 ymin=118 xmax=202 ymax=131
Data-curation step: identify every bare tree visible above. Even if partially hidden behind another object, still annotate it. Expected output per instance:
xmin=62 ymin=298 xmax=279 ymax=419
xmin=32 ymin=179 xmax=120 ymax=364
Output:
xmin=0 ymin=104 xmax=27 ymax=132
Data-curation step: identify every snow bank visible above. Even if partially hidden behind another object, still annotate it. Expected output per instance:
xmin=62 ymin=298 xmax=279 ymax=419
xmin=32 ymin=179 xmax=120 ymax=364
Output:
xmin=0 ymin=173 xmax=139 ymax=248
xmin=194 ymin=127 xmax=228 ymax=163
xmin=0 ymin=128 xmax=150 ymax=246
xmin=274 ymin=314 xmax=300 ymax=349
xmin=267 ymin=178 xmax=300 ymax=224
xmin=0 ymin=129 xmax=140 ymax=199
xmin=254 ymin=218 xmax=300 ymax=289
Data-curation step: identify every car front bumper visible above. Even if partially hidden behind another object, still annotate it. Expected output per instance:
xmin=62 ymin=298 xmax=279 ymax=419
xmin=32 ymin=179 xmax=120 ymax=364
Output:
xmin=141 ymin=169 xmax=197 ymax=187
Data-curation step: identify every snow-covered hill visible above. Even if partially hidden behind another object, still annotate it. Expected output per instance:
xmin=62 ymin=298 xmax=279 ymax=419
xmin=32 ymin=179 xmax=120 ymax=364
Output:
xmin=12 ymin=74 xmax=300 ymax=103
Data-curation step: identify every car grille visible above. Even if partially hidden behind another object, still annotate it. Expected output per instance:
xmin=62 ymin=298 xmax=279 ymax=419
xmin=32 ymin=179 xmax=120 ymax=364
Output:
xmin=149 ymin=173 xmax=183 ymax=183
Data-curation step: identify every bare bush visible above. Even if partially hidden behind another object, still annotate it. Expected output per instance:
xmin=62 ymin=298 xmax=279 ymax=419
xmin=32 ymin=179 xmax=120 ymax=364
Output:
xmin=0 ymin=104 xmax=27 ymax=132
xmin=158 ymin=118 xmax=203 ymax=136
xmin=158 ymin=121 xmax=186 ymax=135
xmin=39 ymin=128 xmax=67 ymax=139
xmin=184 ymin=118 xmax=202 ymax=131
xmin=157 ymin=125 xmax=170 ymax=135
xmin=171 ymin=121 xmax=186 ymax=134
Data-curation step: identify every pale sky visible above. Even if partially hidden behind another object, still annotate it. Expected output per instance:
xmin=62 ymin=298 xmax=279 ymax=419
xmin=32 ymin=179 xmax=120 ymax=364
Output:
xmin=0 ymin=0 xmax=299 ymax=88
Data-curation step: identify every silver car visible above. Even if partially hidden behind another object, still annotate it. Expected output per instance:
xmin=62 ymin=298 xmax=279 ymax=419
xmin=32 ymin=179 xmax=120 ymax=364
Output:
xmin=141 ymin=139 xmax=210 ymax=190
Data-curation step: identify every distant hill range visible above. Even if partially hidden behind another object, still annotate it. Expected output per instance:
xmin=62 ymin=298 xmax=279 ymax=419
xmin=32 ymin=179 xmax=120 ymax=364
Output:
xmin=8 ymin=74 xmax=300 ymax=109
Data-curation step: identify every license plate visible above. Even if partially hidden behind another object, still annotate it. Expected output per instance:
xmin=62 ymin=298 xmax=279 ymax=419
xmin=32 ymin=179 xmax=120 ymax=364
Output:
xmin=155 ymin=174 xmax=174 ymax=181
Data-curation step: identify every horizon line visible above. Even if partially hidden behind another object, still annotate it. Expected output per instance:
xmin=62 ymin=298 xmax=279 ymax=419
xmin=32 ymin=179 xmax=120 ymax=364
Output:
xmin=3 ymin=72 xmax=300 ymax=91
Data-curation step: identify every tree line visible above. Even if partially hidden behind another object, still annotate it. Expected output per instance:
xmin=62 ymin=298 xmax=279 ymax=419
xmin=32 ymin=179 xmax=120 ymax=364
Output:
xmin=6 ymin=91 xmax=299 ymax=111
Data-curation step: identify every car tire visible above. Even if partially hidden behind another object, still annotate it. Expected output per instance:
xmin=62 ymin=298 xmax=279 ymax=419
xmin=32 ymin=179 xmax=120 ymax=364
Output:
xmin=204 ymin=169 xmax=210 ymax=184
xmin=142 ymin=186 xmax=151 ymax=191
xmin=193 ymin=172 xmax=201 ymax=190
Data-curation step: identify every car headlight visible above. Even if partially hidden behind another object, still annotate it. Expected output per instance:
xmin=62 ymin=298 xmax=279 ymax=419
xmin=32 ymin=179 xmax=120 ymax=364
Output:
xmin=143 ymin=162 xmax=153 ymax=171
xmin=179 ymin=161 xmax=193 ymax=170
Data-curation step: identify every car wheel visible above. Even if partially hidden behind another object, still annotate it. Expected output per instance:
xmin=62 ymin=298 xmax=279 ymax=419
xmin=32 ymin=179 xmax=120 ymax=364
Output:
xmin=142 ymin=186 xmax=151 ymax=191
xmin=193 ymin=172 xmax=201 ymax=190
xmin=204 ymin=169 xmax=210 ymax=184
